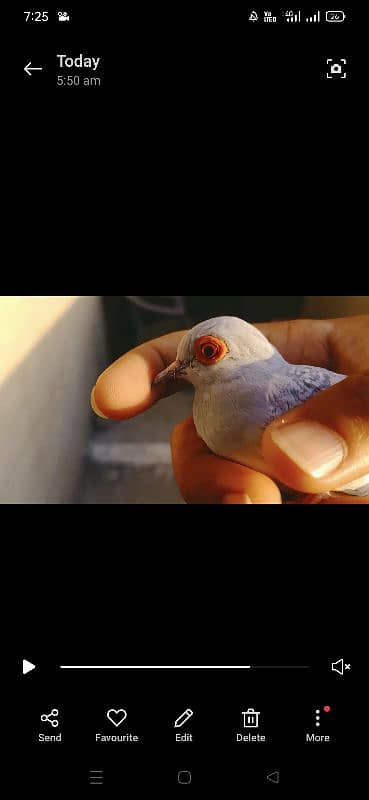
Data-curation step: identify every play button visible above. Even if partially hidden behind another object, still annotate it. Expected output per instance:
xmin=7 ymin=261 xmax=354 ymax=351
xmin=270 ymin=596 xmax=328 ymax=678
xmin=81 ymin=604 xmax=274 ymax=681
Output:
xmin=266 ymin=771 xmax=280 ymax=784
xmin=23 ymin=659 xmax=36 ymax=675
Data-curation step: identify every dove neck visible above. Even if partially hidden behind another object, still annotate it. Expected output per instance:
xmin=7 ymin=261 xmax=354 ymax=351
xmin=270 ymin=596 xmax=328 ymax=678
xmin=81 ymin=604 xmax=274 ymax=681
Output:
xmin=230 ymin=350 xmax=286 ymax=378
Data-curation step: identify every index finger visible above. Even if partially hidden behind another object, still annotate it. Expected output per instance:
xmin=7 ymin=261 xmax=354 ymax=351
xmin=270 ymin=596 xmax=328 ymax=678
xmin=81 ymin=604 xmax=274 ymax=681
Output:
xmin=91 ymin=330 xmax=187 ymax=420
xmin=256 ymin=319 xmax=333 ymax=367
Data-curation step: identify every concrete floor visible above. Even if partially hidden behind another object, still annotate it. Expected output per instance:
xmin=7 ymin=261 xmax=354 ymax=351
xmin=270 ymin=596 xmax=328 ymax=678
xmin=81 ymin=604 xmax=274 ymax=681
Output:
xmin=76 ymin=390 xmax=193 ymax=504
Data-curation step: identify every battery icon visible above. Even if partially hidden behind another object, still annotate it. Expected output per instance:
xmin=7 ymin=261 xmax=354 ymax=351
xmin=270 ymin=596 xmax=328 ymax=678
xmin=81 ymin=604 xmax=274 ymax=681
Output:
xmin=326 ymin=11 xmax=346 ymax=22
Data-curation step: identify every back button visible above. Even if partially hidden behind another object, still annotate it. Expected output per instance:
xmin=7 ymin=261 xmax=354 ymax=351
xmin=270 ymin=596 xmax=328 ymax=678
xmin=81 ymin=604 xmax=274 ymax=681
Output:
xmin=266 ymin=771 xmax=280 ymax=784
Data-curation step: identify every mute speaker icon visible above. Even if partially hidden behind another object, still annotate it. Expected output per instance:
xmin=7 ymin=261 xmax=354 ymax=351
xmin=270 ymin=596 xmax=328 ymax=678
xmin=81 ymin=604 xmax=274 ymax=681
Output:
xmin=331 ymin=659 xmax=344 ymax=675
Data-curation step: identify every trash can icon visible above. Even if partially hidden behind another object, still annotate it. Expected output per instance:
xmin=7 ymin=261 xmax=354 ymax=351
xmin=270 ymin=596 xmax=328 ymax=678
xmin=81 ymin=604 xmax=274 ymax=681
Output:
xmin=242 ymin=708 xmax=260 ymax=728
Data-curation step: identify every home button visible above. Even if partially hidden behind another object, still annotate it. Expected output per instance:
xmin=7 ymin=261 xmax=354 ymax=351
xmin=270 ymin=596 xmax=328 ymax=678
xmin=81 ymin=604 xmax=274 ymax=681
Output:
xmin=178 ymin=771 xmax=192 ymax=785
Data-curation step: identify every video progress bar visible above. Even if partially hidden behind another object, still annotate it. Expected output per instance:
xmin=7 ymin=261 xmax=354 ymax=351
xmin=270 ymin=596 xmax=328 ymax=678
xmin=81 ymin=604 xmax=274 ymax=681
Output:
xmin=59 ymin=665 xmax=311 ymax=670
xmin=60 ymin=665 xmax=252 ymax=670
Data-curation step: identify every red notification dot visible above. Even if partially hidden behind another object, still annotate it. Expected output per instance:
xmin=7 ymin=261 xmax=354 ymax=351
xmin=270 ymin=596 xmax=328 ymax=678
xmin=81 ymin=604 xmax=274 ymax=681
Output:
xmin=323 ymin=706 xmax=331 ymax=713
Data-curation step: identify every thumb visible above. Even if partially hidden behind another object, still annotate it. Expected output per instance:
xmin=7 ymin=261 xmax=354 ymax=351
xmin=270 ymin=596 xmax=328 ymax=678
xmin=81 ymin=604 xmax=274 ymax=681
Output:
xmin=262 ymin=375 xmax=369 ymax=495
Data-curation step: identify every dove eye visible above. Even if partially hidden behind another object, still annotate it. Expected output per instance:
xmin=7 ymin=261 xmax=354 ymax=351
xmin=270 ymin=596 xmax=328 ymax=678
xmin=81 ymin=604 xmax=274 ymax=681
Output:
xmin=195 ymin=335 xmax=228 ymax=366
xmin=203 ymin=345 xmax=217 ymax=358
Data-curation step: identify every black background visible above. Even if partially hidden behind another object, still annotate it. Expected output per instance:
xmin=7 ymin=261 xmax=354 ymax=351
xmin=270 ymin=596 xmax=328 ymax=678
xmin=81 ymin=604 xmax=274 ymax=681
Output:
xmin=22 ymin=3 xmax=354 ymax=95
xmin=18 ymin=534 xmax=357 ymax=796
xmin=20 ymin=1 xmax=355 ymax=273
xmin=20 ymin=658 xmax=353 ymax=792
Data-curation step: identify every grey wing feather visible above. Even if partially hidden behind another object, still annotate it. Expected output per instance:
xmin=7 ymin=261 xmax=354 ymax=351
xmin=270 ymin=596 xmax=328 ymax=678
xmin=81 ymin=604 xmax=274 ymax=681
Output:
xmin=265 ymin=364 xmax=345 ymax=424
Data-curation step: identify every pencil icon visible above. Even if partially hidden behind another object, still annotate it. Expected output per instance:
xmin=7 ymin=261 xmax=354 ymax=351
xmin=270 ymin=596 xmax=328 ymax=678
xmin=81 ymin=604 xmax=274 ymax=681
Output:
xmin=174 ymin=708 xmax=194 ymax=728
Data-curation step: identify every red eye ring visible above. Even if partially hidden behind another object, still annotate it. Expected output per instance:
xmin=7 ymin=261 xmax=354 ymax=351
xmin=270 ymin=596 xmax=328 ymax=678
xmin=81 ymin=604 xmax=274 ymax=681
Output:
xmin=195 ymin=335 xmax=228 ymax=366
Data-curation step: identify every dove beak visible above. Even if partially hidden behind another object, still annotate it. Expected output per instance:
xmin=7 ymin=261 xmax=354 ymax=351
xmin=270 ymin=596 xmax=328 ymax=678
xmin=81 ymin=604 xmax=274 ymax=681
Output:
xmin=153 ymin=360 xmax=190 ymax=386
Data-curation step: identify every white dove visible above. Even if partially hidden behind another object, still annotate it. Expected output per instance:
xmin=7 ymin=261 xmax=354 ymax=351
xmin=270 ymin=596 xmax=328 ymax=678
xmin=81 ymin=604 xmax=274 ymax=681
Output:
xmin=154 ymin=316 xmax=369 ymax=499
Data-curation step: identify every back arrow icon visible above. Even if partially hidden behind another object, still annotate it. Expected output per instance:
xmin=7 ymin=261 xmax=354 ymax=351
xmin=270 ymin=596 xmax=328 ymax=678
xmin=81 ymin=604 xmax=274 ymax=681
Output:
xmin=266 ymin=771 xmax=280 ymax=784
xmin=24 ymin=61 xmax=43 ymax=77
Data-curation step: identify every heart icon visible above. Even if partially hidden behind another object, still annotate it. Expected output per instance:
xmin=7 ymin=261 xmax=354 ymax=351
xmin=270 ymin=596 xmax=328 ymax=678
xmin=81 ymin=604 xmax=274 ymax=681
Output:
xmin=107 ymin=708 xmax=128 ymax=728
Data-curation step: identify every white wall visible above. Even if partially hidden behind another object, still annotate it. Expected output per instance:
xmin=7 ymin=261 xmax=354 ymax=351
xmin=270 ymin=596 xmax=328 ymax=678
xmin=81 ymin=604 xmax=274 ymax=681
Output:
xmin=0 ymin=296 xmax=105 ymax=503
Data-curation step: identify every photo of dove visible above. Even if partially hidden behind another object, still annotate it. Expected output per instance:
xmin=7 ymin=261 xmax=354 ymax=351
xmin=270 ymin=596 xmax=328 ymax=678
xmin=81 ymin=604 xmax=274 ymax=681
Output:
xmin=153 ymin=316 xmax=369 ymax=500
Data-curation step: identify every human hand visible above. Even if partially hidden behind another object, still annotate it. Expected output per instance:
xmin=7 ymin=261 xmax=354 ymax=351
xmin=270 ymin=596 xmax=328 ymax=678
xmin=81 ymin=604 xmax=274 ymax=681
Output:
xmin=91 ymin=315 xmax=369 ymax=504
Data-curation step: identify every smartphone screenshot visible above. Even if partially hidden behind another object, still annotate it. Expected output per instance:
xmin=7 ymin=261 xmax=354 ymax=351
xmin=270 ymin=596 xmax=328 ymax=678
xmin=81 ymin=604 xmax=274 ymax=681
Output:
xmin=20 ymin=657 xmax=352 ymax=791
xmin=18 ymin=1 xmax=357 ymax=793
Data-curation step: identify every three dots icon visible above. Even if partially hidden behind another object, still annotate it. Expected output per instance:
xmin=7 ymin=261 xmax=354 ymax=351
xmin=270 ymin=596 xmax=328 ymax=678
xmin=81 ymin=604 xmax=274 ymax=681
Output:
xmin=315 ymin=705 xmax=331 ymax=727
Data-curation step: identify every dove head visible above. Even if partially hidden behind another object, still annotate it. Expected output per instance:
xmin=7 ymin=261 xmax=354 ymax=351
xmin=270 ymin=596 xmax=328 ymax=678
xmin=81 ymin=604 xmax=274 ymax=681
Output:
xmin=154 ymin=316 xmax=279 ymax=389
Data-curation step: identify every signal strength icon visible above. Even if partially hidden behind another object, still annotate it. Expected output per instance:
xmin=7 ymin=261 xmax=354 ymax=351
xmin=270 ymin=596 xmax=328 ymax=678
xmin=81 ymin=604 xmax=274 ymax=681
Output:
xmin=284 ymin=11 xmax=301 ymax=23
xmin=306 ymin=11 xmax=321 ymax=23
xmin=284 ymin=10 xmax=301 ymax=23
